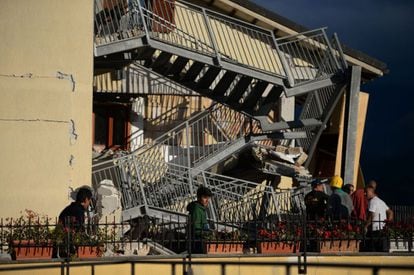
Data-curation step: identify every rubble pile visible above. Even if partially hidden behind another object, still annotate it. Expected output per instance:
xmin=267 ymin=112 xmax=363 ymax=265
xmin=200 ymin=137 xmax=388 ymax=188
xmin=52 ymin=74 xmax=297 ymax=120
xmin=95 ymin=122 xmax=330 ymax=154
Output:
xmin=252 ymin=145 xmax=312 ymax=182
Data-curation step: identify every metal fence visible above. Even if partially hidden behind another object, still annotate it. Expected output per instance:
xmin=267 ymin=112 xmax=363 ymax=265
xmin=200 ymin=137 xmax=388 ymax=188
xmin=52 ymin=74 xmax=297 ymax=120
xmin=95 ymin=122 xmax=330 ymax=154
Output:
xmin=391 ymin=205 xmax=414 ymax=223
xmin=0 ymin=216 xmax=412 ymax=261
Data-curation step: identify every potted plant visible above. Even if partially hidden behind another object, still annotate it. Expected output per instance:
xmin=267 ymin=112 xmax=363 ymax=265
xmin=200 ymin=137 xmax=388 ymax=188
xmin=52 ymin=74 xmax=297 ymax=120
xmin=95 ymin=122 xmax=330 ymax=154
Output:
xmin=72 ymin=228 xmax=106 ymax=258
xmin=308 ymin=220 xmax=362 ymax=253
xmin=6 ymin=210 xmax=53 ymax=260
xmin=203 ymin=229 xmax=246 ymax=254
xmin=256 ymin=222 xmax=302 ymax=254
xmin=385 ymin=221 xmax=413 ymax=252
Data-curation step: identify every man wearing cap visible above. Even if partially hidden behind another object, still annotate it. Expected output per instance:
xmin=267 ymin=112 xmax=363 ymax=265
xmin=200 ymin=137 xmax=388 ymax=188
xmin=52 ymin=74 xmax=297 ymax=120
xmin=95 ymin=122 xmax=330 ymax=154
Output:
xmin=327 ymin=176 xmax=354 ymax=219
xmin=304 ymin=179 xmax=329 ymax=220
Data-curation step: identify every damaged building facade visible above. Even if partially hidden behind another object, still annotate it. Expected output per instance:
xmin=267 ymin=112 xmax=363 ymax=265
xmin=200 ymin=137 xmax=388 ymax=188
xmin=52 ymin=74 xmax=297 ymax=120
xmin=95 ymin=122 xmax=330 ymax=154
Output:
xmin=0 ymin=0 xmax=387 ymax=222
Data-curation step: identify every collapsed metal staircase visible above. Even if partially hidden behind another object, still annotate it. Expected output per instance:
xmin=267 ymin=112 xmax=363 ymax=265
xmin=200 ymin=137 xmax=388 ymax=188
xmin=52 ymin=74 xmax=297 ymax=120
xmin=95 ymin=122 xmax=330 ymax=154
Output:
xmin=92 ymin=103 xmax=307 ymax=223
xmin=132 ymin=103 xmax=304 ymax=176
xmin=92 ymin=0 xmax=350 ymax=226
xmin=94 ymin=0 xmax=348 ymax=134
xmin=92 ymin=153 xmax=306 ymax=224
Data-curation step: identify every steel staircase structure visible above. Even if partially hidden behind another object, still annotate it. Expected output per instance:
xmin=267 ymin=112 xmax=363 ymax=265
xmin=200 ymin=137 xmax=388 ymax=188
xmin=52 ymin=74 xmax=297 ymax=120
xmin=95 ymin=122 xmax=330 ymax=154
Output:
xmin=94 ymin=0 xmax=348 ymax=135
xmin=131 ymin=103 xmax=305 ymax=176
xmin=92 ymin=153 xmax=306 ymax=224
xmin=92 ymin=0 xmax=352 ymax=227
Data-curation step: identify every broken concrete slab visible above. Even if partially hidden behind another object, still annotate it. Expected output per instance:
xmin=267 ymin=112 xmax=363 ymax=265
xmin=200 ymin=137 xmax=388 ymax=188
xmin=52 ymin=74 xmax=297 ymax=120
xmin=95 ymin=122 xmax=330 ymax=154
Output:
xmin=95 ymin=179 xmax=121 ymax=217
xmin=295 ymin=151 xmax=308 ymax=166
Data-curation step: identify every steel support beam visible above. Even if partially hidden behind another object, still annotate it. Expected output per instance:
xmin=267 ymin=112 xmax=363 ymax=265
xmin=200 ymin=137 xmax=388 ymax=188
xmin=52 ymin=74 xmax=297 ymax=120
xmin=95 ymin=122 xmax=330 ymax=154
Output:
xmin=303 ymin=82 xmax=348 ymax=168
xmin=257 ymin=117 xmax=322 ymax=132
xmin=279 ymin=93 xmax=295 ymax=146
xmin=284 ymin=77 xmax=335 ymax=97
xmin=95 ymin=36 xmax=146 ymax=57
xmin=251 ymin=131 xmax=307 ymax=141
xmin=342 ymin=66 xmax=361 ymax=186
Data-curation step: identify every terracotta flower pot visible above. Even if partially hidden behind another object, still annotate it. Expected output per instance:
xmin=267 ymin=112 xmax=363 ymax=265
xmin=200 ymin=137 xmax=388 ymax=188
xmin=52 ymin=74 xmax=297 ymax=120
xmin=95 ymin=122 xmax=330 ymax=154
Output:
xmin=11 ymin=240 xmax=53 ymax=260
xmin=76 ymin=245 xmax=104 ymax=258
xmin=318 ymin=240 xmax=360 ymax=253
xmin=204 ymin=241 xmax=244 ymax=254
xmin=257 ymin=241 xmax=299 ymax=254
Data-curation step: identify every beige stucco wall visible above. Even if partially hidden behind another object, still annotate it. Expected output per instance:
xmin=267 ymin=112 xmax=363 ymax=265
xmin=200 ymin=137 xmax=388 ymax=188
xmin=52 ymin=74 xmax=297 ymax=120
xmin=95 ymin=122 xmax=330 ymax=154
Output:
xmin=0 ymin=0 xmax=93 ymax=217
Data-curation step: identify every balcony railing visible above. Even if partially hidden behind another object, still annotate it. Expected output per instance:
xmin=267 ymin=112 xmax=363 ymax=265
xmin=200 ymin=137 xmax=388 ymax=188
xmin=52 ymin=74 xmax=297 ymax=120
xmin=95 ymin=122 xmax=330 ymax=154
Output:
xmin=1 ymin=216 xmax=412 ymax=261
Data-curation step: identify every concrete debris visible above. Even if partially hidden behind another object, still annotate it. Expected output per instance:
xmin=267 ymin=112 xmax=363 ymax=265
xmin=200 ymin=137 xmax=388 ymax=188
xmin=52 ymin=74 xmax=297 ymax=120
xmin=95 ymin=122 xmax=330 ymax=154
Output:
xmin=287 ymin=146 xmax=303 ymax=156
xmin=295 ymin=151 xmax=308 ymax=166
xmin=92 ymin=148 xmax=129 ymax=162
xmin=251 ymin=146 xmax=266 ymax=162
xmin=268 ymin=150 xmax=299 ymax=164
xmin=95 ymin=179 xmax=121 ymax=217
xmin=252 ymin=145 xmax=312 ymax=180
xmin=273 ymin=145 xmax=308 ymax=166
xmin=105 ymin=242 xmax=150 ymax=257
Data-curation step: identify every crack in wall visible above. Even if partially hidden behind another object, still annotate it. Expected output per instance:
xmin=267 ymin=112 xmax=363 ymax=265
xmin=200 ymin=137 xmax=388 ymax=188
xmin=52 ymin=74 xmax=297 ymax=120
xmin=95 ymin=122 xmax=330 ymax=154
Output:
xmin=69 ymin=119 xmax=78 ymax=145
xmin=0 ymin=71 xmax=76 ymax=91
xmin=69 ymin=155 xmax=75 ymax=167
xmin=0 ymin=118 xmax=79 ymax=146
xmin=0 ymin=118 xmax=69 ymax=123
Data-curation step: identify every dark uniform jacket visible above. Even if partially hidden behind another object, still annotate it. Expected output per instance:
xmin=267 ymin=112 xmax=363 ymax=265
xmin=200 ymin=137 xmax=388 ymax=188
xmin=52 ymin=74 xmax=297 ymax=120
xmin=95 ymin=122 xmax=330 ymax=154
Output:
xmin=58 ymin=202 xmax=85 ymax=231
xmin=305 ymin=190 xmax=329 ymax=220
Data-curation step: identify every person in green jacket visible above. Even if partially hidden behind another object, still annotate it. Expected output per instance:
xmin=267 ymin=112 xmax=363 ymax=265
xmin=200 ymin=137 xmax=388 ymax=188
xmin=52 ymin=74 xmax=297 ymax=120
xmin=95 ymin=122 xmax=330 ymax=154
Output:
xmin=187 ymin=186 xmax=212 ymax=253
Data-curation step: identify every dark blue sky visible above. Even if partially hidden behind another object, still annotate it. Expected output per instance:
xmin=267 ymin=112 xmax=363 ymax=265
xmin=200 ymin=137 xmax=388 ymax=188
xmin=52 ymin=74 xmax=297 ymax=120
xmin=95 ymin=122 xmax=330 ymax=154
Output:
xmin=251 ymin=0 xmax=414 ymax=205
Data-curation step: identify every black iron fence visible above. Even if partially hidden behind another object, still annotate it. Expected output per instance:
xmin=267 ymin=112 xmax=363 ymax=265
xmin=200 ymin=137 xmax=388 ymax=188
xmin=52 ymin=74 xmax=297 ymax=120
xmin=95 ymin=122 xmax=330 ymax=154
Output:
xmin=0 ymin=214 xmax=412 ymax=261
xmin=390 ymin=205 xmax=414 ymax=223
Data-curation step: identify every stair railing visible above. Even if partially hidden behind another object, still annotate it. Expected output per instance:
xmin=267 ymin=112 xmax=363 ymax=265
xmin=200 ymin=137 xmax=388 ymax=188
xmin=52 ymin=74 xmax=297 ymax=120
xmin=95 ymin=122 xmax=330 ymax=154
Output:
xmin=134 ymin=103 xmax=257 ymax=169
xmin=95 ymin=0 xmax=346 ymax=88
xmin=92 ymin=151 xmax=308 ymax=223
xmin=276 ymin=28 xmax=344 ymax=87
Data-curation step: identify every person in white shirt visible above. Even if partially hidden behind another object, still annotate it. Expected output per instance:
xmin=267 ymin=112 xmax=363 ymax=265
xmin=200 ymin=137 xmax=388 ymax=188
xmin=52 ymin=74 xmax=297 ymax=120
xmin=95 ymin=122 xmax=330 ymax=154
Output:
xmin=364 ymin=186 xmax=393 ymax=251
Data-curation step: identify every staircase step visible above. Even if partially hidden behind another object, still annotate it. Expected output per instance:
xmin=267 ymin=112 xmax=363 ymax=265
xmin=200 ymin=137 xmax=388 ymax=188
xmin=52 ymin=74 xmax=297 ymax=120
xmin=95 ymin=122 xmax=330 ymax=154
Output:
xmin=197 ymin=66 xmax=222 ymax=89
xmin=165 ymin=56 xmax=189 ymax=78
xmin=151 ymin=52 xmax=173 ymax=74
xmin=255 ymin=86 xmax=284 ymax=116
xmin=181 ymin=62 xmax=205 ymax=82
xmin=211 ymin=71 xmax=238 ymax=97
xmin=241 ymin=81 xmax=269 ymax=112
xmin=137 ymin=48 xmax=156 ymax=67
xmin=225 ymin=76 xmax=253 ymax=104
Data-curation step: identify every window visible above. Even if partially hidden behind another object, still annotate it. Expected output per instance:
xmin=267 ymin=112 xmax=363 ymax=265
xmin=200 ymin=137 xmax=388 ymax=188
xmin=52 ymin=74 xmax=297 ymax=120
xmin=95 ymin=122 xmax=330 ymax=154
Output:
xmin=93 ymin=103 xmax=130 ymax=150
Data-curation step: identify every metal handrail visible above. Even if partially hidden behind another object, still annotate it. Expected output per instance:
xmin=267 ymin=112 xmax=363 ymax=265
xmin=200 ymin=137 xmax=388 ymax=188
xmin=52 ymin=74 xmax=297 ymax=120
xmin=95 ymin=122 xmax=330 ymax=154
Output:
xmin=134 ymin=103 xmax=257 ymax=168
xmin=139 ymin=4 xmax=216 ymax=55
xmin=276 ymin=28 xmax=341 ymax=86
xmin=92 ymin=154 xmax=302 ymax=223
xmin=332 ymin=32 xmax=348 ymax=70
xmin=94 ymin=0 xmax=346 ymax=88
